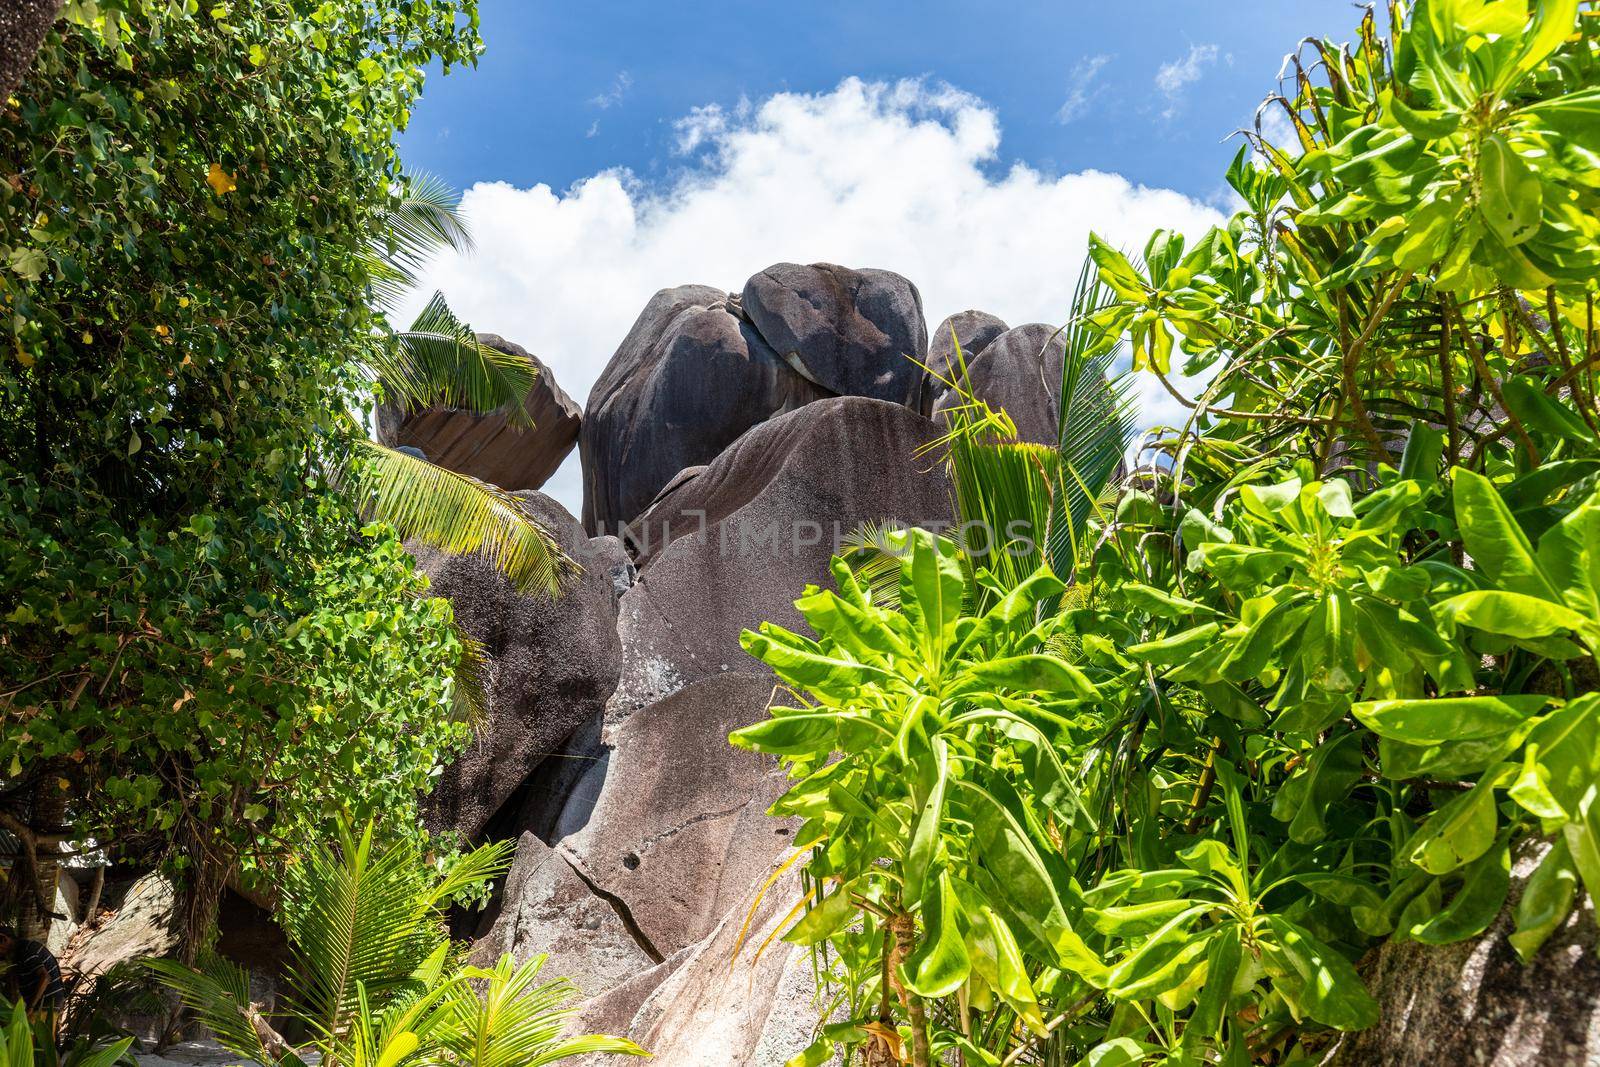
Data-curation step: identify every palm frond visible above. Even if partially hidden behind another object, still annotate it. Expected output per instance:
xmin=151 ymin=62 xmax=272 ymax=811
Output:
xmin=434 ymin=955 xmax=648 ymax=1067
xmin=1046 ymin=260 xmax=1139 ymax=581
xmin=351 ymin=439 xmax=576 ymax=597
xmin=839 ymin=520 xmax=914 ymax=607
xmin=370 ymin=172 xmax=475 ymax=311
xmin=142 ymin=952 xmax=274 ymax=1065
xmin=368 ymin=291 xmax=536 ymax=427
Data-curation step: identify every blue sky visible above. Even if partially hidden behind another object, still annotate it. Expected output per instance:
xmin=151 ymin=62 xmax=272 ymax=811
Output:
xmin=396 ymin=1 xmax=1363 ymax=512
xmin=402 ymin=1 xmax=1356 ymax=205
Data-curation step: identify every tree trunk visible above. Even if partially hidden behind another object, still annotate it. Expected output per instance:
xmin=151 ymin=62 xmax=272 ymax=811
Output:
xmin=0 ymin=0 xmax=62 ymax=100
xmin=174 ymin=827 xmax=232 ymax=965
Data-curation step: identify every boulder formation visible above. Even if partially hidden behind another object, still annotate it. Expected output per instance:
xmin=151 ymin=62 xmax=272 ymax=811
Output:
xmin=614 ymin=396 xmax=954 ymax=715
xmin=931 ymin=321 xmax=1065 ymax=444
xmin=580 ymin=263 xmax=930 ymax=534
xmin=579 ymin=284 xmax=826 ymax=536
xmin=387 ymin=273 xmax=989 ymax=1064
xmin=410 ymin=491 xmax=631 ymax=840
xmin=377 ymin=333 xmax=580 ymax=492
xmin=434 ymin=394 xmax=953 ymax=1063
xmin=1325 ymin=841 xmax=1600 ymax=1066
xmin=920 ymin=309 xmax=1010 ymax=413
xmin=739 ymin=262 xmax=927 ymax=404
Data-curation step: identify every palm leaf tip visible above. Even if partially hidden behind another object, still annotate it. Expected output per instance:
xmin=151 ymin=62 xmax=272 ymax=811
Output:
xmin=352 ymin=441 xmax=578 ymax=597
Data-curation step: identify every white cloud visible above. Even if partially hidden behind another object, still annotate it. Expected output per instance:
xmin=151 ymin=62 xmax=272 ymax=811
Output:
xmin=1057 ymin=54 xmax=1113 ymax=125
xmin=589 ymin=71 xmax=632 ymax=110
xmin=1155 ymin=44 xmax=1219 ymax=118
xmin=403 ymin=78 xmax=1224 ymax=513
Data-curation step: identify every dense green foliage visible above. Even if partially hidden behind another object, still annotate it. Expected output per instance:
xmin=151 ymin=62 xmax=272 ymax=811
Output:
xmin=148 ymin=824 xmax=646 ymax=1067
xmin=738 ymin=2 xmax=1600 ymax=1064
xmin=0 ymin=997 xmax=133 ymax=1067
xmin=0 ymin=0 xmax=483 ymax=943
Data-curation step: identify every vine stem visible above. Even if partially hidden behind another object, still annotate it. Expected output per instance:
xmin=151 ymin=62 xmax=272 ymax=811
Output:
xmin=1447 ymin=297 xmax=1541 ymax=468
xmin=999 ymin=990 xmax=1101 ymax=1066
xmin=1340 ymin=270 xmax=1412 ymax=463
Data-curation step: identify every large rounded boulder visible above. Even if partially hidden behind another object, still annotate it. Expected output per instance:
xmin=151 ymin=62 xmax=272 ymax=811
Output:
xmin=579 ymin=285 xmax=826 ymax=535
xmin=376 ymin=334 xmax=580 ymax=492
xmin=931 ymin=321 xmax=1065 ymax=444
xmin=740 ymin=262 xmax=928 ymax=404
xmin=614 ymin=395 xmax=954 ymax=715
xmin=919 ymin=309 xmax=1010 ymax=413
xmin=411 ymin=491 xmax=633 ymax=840
xmin=581 ymin=264 xmax=931 ymax=535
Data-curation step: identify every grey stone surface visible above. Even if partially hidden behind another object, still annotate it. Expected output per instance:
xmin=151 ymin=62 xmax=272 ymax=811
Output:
xmin=46 ymin=870 xmax=79 ymax=956
xmin=556 ymin=673 xmax=796 ymax=960
xmin=67 ymin=872 xmax=176 ymax=978
xmin=586 ymin=858 xmax=825 ymax=1066
xmin=412 ymin=491 xmax=631 ymax=840
xmin=469 ymin=831 xmax=657 ymax=999
xmin=579 ymin=284 xmax=825 ymax=534
xmin=740 ymin=262 xmax=927 ymax=405
xmin=614 ymin=396 xmax=953 ymax=717
xmin=920 ymin=309 xmax=1010 ymax=413
xmin=1325 ymin=840 xmax=1600 ymax=1066
xmin=377 ymin=333 xmax=580 ymax=492
xmin=931 ymin=321 xmax=1064 ymax=444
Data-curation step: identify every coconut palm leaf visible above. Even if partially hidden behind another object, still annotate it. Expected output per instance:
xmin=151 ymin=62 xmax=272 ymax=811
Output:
xmin=276 ymin=824 xmax=513 ymax=1049
xmin=432 ymin=955 xmax=648 ymax=1067
xmin=142 ymin=953 xmax=276 ymax=1065
xmin=1046 ymin=260 xmax=1138 ymax=581
xmin=351 ymin=439 xmax=575 ymax=597
xmin=369 ymin=172 xmax=475 ymax=313
xmin=366 ymin=291 xmax=536 ymax=427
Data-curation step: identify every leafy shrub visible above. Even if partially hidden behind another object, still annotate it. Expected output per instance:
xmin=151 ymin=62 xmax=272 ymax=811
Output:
xmin=738 ymin=2 xmax=1600 ymax=1063
xmin=0 ymin=0 xmax=484 ymax=946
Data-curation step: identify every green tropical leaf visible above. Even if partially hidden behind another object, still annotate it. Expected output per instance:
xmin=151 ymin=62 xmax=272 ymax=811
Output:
xmin=351 ymin=440 xmax=573 ymax=597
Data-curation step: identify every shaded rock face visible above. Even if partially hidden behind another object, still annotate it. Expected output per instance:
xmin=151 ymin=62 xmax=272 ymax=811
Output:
xmin=584 ymin=858 xmax=822 ymax=1066
xmin=460 ymin=394 xmax=952 ymax=1061
xmin=740 ymin=262 xmax=927 ymax=404
xmin=931 ymin=321 xmax=1064 ymax=444
xmin=377 ymin=333 xmax=580 ymax=492
xmin=580 ymin=284 xmax=827 ymax=535
xmin=920 ymin=310 xmax=1010 ymax=414
xmin=581 ymin=263 xmax=931 ymax=535
xmin=411 ymin=491 xmax=632 ymax=840
xmin=1327 ymin=842 xmax=1600 ymax=1066
xmin=477 ymin=673 xmax=795 ymax=995
xmin=67 ymin=873 xmax=176 ymax=978
xmin=614 ymin=396 xmax=954 ymax=716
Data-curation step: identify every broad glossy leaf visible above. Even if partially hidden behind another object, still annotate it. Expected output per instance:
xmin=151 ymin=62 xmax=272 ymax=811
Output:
xmin=1353 ymin=694 xmax=1549 ymax=745
xmin=1479 ymin=135 xmax=1541 ymax=245
xmin=906 ymin=872 xmax=970 ymax=997
xmin=1511 ymin=838 xmax=1578 ymax=962
xmin=959 ymin=780 xmax=1105 ymax=981
xmin=1535 ymin=492 xmax=1600 ymax=622
xmin=1263 ymin=915 xmax=1379 ymax=1031
xmin=740 ymin=626 xmax=890 ymax=692
xmin=1521 ymin=694 xmax=1600 ymax=815
xmin=1403 ymin=770 xmax=1506 ymax=875
xmin=959 ymin=654 xmax=1097 ymax=698
xmin=783 ymin=883 xmax=856 ymax=946
xmin=1436 ymin=590 xmax=1597 ymax=643
xmin=1273 ymin=732 xmax=1365 ymax=844
xmin=729 ymin=712 xmax=840 ymax=756
xmin=1409 ymin=836 xmax=1511 ymax=944
xmin=1452 ymin=469 xmax=1560 ymax=601
xmin=904 ymin=735 xmax=948 ymax=902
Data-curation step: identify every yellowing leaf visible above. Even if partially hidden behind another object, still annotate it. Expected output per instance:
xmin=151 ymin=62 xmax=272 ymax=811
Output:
xmin=206 ymin=162 xmax=237 ymax=195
